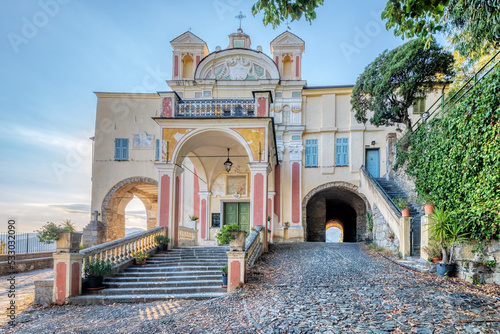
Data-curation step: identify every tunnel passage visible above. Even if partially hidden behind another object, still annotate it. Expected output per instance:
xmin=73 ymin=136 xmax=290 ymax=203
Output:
xmin=303 ymin=183 xmax=367 ymax=242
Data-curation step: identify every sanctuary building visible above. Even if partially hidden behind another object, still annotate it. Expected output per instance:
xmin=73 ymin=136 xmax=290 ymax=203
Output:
xmin=83 ymin=28 xmax=437 ymax=253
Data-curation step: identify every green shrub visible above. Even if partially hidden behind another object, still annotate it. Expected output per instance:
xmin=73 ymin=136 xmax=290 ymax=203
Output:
xmin=154 ymin=235 xmax=170 ymax=245
xmin=84 ymin=259 xmax=112 ymax=277
xmin=220 ymin=264 xmax=228 ymax=274
xmin=215 ymin=223 xmax=240 ymax=244
xmin=35 ymin=220 xmax=76 ymax=244
xmin=133 ymin=251 xmax=149 ymax=262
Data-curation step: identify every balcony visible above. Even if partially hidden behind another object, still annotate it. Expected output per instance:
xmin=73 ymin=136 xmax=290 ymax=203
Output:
xmin=177 ymin=98 xmax=255 ymax=117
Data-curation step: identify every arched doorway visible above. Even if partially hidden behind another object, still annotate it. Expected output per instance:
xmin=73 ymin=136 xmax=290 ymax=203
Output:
xmin=101 ymin=177 xmax=158 ymax=242
xmin=303 ymin=182 xmax=369 ymax=242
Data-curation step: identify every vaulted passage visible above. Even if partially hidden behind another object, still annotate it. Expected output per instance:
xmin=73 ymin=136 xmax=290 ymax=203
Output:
xmin=304 ymin=185 xmax=367 ymax=242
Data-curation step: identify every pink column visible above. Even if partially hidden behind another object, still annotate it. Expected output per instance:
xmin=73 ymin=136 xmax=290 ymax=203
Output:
xmin=193 ymin=169 xmax=200 ymax=219
xmin=295 ymin=55 xmax=300 ymax=79
xmin=201 ymin=199 xmax=207 ymax=239
xmin=159 ymin=174 xmax=170 ymax=229
xmin=174 ymin=176 xmax=180 ymax=245
xmin=274 ymin=164 xmax=281 ymax=222
xmin=253 ymin=173 xmax=265 ymax=227
xmin=292 ymin=162 xmax=301 ymax=224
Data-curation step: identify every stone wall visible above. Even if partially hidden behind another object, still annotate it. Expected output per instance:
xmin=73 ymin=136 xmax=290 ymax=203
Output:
xmin=455 ymin=241 xmax=500 ymax=285
xmin=372 ymin=205 xmax=399 ymax=253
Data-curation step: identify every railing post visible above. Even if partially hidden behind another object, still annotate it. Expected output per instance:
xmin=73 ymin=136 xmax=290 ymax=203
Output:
xmin=53 ymin=244 xmax=83 ymax=304
xmin=399 ymin=216 xmax=411 ymax=258
xmin=227 ymin=251 xmax=246 ymax=292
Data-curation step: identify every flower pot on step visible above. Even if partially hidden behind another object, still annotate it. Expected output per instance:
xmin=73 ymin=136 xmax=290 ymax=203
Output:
xmin=401 ymin=208 xmax=411 ymax=217
xmin=221 ymin=274 xmax=228 ymax=288
xmin=229 ymin=231 xmax=246 ymax=251
xmin=424 ymin=204 xmax=435 ymax=215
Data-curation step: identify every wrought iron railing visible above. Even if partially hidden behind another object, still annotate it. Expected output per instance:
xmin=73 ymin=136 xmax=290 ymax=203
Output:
xmin=177 ymin=98 xmax=255 ymax=117
xmin=80 ymin=227 xmax=165 ymax=269
xmin=0 ymin=232 xmax=56 ymax=254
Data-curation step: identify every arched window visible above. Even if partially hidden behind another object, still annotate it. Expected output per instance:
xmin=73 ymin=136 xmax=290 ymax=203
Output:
xmin=283 ymin=105 xmax=290 ymax=125
xmin=283 ymin=55 xmax=292 ymax=78
xmin=182 ymin=55 xmax=194 ymax=79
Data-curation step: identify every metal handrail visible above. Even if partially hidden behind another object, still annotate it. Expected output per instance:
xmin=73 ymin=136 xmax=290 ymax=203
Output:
xmin=360 ymin=166 xmax=402 ymax=217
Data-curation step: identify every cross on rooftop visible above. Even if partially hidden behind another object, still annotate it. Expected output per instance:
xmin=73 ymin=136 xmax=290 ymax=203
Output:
xmin=235 ymin=11 xmax=246 ymax=29
xmin=92 ymin=210 xmax=100 ymax=222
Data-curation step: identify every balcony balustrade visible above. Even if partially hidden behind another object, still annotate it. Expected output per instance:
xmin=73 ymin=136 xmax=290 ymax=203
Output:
xmin=176 ymin=98 xmax=255 ymax=117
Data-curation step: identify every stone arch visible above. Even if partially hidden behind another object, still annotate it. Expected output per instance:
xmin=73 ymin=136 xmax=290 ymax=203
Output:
xmin=302 ymin=182 xmax=370 ymax=242
xmin=326 ymin=220 xmax=344 ymax=242
xmin=101 ymin=177 xmax=158 ymax=242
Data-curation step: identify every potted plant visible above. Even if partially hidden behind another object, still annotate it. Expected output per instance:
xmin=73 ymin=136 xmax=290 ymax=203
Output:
xmin=84 ymin=259 xmax=112 ymax=289
xmin=35 ymin=220 xmax=82 ymax=253
xmin=417 ymin=193 xmax=435 ymax=215
xmin=216 ymin=223 xmax=245 ymax=251
xmin=189 ymin=215 xmax=199 ymax=229
xmin=154 ymin=235 xmax=170 ymax=251
xmin=423 ymin=239 xmax=442 ymax=263
xmin=133 ymin=251 xmax=149 ymax=265
xmin=220 ymin=264 xmax=228 ymax=288
xmin=394 ymin=198 xmax=410 ymax=217
xmin=428 ymin=207 xmax=467 ymax=276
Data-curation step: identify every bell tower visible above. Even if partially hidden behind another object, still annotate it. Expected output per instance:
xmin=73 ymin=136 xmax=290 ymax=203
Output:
xmin=170 ymin=31 xmax=209 ymax=80
xmin=270 ymin=31 xmax=305 ymax=80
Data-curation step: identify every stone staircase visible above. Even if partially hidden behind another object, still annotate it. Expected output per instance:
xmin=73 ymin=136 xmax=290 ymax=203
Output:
xmin=70 ymin=246 xmax=229 ymax=305
xmin=375 ymin=178 xmax=423 ymax=256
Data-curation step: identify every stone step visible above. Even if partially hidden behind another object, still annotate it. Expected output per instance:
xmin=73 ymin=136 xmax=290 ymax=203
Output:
xmin=114 ymin=270 xmax=221 ymax=278
xmin=124 ymin=265 xmax=222 ymax=272
xmin=106 ymin=274 xmax=221 ymax=282
xmin=70 ymin=292 xmax=225 ymax=305
xmin=147 ymin=257 xmax=227 ymax=262
xmin=86 ymin=286 xmax=226 ymax=295
xmin=103 ymin=279 xmax=222 ymax=289
xmin=145 ymin=260 xmax=227 ymax=266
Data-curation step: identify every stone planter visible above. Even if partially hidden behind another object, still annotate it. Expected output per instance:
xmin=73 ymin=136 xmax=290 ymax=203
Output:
xmin=189 ymin=220 xmax=197 ymax=229
xmin=56 ymin=231 xmax=82 ymax=253
xmin=229 ymin=231 xmax=246 ymax=251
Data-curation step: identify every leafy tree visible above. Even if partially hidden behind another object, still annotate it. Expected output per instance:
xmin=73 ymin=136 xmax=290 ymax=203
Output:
xmin=251 ymin=0 xmax=324 ymax=28
xmin=351 ymin=38 xmax=454 ymax=129
xmin=399 ymin=65 xmax=500 ymax=241
xmin=382 ymin=0 xmax=500 ymax=57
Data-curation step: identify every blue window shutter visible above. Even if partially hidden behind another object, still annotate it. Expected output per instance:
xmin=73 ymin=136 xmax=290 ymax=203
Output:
xmin=114 ymin=138 xmax=121 ymax=160
xmin=305 ymin=139 xmax=318 ymax=167
xmin=342 ymin=138 xmax=349 ymax=166
xmin=336 ymin=138 xmax=342 ymax=165
xmin=155 ymin=139 xmax=160 ymax=160
xmin=122 ymin=138 xmax=129 ymax=160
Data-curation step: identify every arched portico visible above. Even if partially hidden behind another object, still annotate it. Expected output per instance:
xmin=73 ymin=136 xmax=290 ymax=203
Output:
xmin=302 ymin=182 xmax=370 ymax=242
xmin=157 ymin=125 xmax=274 ymax=247
xmin=101 ymin=177 xmax=158 ymax=242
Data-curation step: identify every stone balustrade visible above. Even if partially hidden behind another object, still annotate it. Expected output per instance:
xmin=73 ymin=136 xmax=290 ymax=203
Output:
xmin=80 ymin=226 xmax=166 ymax=271
xmin=245 ymin=226 xmax=264 ymax=267
xmin=178 ymin=226 xmax=197 ymax=246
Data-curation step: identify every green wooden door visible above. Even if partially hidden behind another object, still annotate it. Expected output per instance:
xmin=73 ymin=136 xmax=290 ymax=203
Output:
xmin=223 ymin=202 xmax=250 ymax=231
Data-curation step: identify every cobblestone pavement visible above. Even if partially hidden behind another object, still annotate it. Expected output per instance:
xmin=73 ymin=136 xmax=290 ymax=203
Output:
xmin=2 ymin=243 xmax=500 ymax=333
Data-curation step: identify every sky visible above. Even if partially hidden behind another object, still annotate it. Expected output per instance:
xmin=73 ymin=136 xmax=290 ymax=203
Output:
xmin=0 ymin=0 xmax=410 ymax=234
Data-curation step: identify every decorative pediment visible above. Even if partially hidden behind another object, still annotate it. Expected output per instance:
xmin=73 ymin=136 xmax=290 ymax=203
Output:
xmin=270 ymin=31 xmax=305 ymax=53
xmin=170 ymin=31 xmax=208 ymax=53
xmin=195 ymin=49 xmax=280 ymax=81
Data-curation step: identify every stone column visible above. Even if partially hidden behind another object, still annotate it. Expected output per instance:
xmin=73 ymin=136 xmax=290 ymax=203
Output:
xmin=199 ymin=191 xmax=211 ymax=241
xmin=156 ymin=163 xmax=183 ymax=247
xmin=227 ymin=251 xmax=246 ymax=292
xmin=53 ymin=253 xmax=83 ymax=305
xmin=399 ymin=217 xmax=411 ymax=257
xmin=249 ymin=162 xmax=271 ymax=252
xmin=420 ymin=215 xmax=431 ymax=260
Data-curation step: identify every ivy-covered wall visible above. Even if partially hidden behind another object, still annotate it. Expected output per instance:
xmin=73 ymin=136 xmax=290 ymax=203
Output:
xmin=397 ymin=66 xmax=500 ymax=242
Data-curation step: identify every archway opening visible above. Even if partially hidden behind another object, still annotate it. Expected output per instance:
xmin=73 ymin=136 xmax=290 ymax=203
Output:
xmin=304 ymin=185 xmax=367 ymax=242
xmin=102 ymin=178 xmax=158 ymax=242
xmin=326 ymin=220 xmax=343 ymax=243
xmin=182 ymin=55 xmax=194 ymax=79
xmin=124 ymin=196 xmax=147 ymax=235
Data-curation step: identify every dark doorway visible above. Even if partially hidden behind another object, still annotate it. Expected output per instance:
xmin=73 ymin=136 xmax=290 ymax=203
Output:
xmin=326 ymin=199 xmax=357 ymax=242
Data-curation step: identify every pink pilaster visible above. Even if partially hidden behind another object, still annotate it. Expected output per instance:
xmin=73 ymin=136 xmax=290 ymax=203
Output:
xmin=162 ymin=97 xmax=172 ymax=117
xmin=227 ymin=251 xmax=246 ymax=292
xmin=201 ymin=199 xmax=207 ymax=239
xmin=292 ymin=162 xmax=301 ymax=224
xmin=253 ymin=173 xmax=264 ymax=227
xmin=159 ymin=174 xmax=170 ymax=228
xmin=296 ymin=55 xmax=300 ymax=79
xmin=174 ymin=176 xmax=180 ymax=245
xmin=174 ymin=55 xmax=179 ymax=77
xmin=53 ymin=253 xmax=83 ymax=305
xmin=274 ymin=164 xmax=281 ymax=222
xmin=194 ymin=169 xmax=200 ymax=219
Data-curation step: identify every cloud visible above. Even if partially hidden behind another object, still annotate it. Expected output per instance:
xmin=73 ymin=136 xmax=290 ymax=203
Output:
xmin=49 ymin=203 xmax=90 ymax=214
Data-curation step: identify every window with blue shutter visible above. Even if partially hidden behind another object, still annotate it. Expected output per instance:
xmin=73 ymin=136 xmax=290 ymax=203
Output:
xmin=155 ymin=139 xmax=160 ymax=161
xmin=336 ymin=138 xmax=349 ymax=166
xmin=305 ymin=139 xmax=318 ymax=167
xmin=114 ymin=138 xmax=129 ymax=161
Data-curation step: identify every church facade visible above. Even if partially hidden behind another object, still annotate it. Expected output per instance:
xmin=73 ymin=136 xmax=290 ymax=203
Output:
xmin=83 ymin=29 xmax=438 ymax=248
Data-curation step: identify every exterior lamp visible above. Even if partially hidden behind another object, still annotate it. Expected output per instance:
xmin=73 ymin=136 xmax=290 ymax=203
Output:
xmin=224 ymin=148 xmax=233 ymax=172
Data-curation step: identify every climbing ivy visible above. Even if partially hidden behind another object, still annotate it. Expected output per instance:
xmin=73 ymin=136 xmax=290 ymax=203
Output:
xmin=397 ymin=66 xmax=500 ymax=241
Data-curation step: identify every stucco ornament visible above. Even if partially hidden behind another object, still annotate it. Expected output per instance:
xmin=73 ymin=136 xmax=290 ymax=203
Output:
xmin=133 ymin=131 xmax=153 ymax=148
xmin=214 ymin=57 xmax=269 ymax=80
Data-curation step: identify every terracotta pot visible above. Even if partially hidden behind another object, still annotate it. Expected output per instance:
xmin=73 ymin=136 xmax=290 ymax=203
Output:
xmin=135 ymin=260 xmax=147 ymax=265
xmin=430 ymin=257 xmax=442 ymax=264
xmin=424 ymin=204 xmax=435 ymax=215
xmin=401 ymin=208 xmax=411 ymax=217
